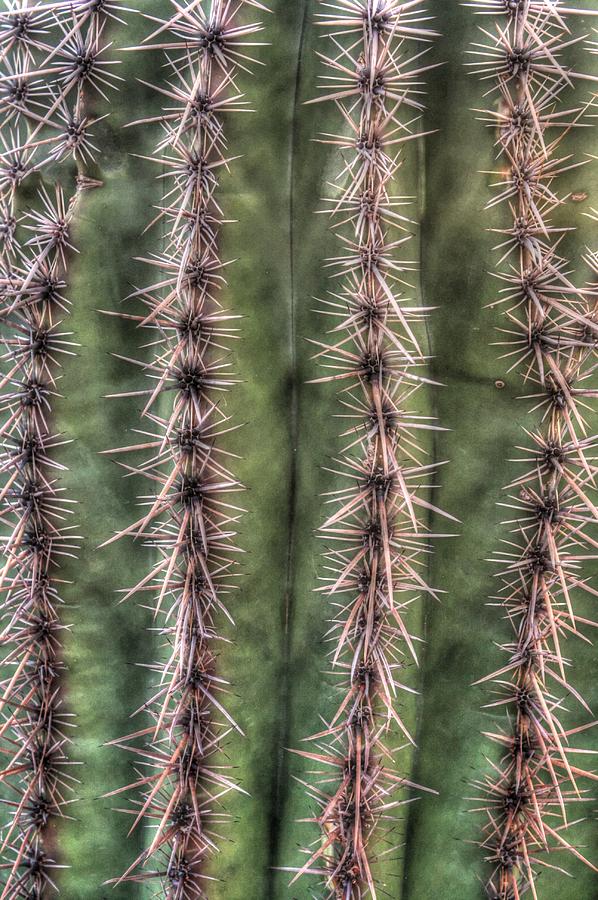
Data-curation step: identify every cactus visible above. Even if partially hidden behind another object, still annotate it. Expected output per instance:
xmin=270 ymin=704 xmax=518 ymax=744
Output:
xmin=466 ymin=3 xmax=598 ymax=896
xmin=0 ymin=2 xmax=119 ymax=895
xmin=281 ymin=4 xmax=456 ymax=896
xmin=0 ymin=2 xmax=595 ymax=899
xmin=99 ymin=1 xmax=269 ymax=895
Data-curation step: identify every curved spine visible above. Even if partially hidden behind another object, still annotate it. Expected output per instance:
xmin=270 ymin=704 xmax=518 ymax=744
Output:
xmin=0 ymin=2 xmax=120 ymax=895
xmin=102 ymin=2 xmax=268 ymax=896
xmin=287 ymin=3 xmax=452 ymax=897
xmin=466 ymin=2 xmax=598 ymax=896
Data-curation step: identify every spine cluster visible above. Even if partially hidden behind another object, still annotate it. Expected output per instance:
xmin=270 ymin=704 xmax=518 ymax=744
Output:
xmin=467 ymin=2 xmax=598 ymax=897
xmin=104 ymin=2 xmax=266 ymax=895
xmin=0 ymin=1 xmax=118 ymax=896
xmin=289 ymin=3 xmax=451 ymax=897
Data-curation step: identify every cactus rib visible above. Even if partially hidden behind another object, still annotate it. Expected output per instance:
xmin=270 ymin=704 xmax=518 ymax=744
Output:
xmin=285 ymin=3 xmax=454 ymax=897
xmin=102 ymin=1 xmax=268 ymax=896
xmin=0 ymin=1 xmax=120 ymax=895
xmin=467 ymin=1 xmax=598 ymax=896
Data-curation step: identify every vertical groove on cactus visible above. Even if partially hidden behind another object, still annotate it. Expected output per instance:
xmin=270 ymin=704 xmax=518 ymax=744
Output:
xmin=284 ymin=3 xmax=455 ymax=896
xmin=0 ymin=2 xmax=119 ymax=895
xmin=467 ymin=2 xmax=598 ymax=896
xmin=100 ymin=1 xmax=268 ymax=895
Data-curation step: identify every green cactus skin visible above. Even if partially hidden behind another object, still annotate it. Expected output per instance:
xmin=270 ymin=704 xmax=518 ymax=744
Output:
xmin=0 ymin=1 xmax=593 ymax=898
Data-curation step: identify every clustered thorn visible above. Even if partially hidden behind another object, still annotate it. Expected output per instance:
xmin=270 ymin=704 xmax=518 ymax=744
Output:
xmin=467 ymin=2 xmax=598 ymax=897
xmin=286 ymin=3 xmax=452 ymax=898
xmin=102 ymin=2 xmax=267 ymax=896
xmin=0 ymin=0 xmax=120 ymax=894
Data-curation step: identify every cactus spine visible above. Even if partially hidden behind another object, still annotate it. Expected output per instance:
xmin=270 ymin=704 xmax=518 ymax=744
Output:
xmin=286 ymin=3 xmax=454 ymax=896
xmin=0 ymin=1 xmax=120 ymax=894
xmin=102 ymin=2 xmax=268 ymax=895
xmin=467 ymin=1 xmax=598 ymax=895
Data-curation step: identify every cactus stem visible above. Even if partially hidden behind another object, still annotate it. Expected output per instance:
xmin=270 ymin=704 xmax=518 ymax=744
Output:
xmin=286 ymin=3 xmax=452 ymax=897
xmin=103 ymin=2 xmax=268 ymax=896
xmin=0 ymin=1 xmax=119 ymax=895
xmin=468 ymin=2 xmax=598 ymax=896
